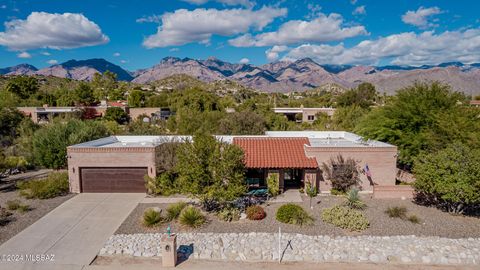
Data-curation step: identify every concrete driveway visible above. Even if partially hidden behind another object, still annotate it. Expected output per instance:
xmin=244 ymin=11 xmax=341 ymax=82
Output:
xmin=0 ymin=193 xmax=144 ymax=270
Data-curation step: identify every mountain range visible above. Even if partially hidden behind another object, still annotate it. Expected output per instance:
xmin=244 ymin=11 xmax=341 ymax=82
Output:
xmin=1 ymin=57 xmax=480 ymax=95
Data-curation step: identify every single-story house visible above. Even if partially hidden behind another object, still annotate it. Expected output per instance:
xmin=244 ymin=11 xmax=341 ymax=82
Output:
xmin=67 ymin=131 xmax=397 ymax=194
xmin=273 ymin=107 xmax=336 ymax=122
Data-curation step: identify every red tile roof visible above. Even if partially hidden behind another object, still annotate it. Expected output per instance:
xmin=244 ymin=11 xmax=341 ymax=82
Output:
xmin=233 ymin=137 xmax=318 ymax=169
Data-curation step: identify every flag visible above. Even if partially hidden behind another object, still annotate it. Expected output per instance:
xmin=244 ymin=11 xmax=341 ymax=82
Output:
xmin=364 ymin=164 xmax=372 ymax=178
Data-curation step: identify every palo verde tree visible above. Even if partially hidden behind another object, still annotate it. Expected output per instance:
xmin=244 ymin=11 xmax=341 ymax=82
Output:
xmin=32 ymin=119 xmax=110 ymax=169
xmin=413 ymin=143 xmax=480 ymax=215
xmin=175 ymin=133 xmax=246 ymax=205
xmin=354 ymin=82 xmax=477 ymax=168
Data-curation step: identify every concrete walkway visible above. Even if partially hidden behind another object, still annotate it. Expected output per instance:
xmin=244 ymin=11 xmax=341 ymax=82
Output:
xmin=269 ymin=189 xmax=303 ymax=203
xmin=0 ymin=193 xmax=144 ymax=270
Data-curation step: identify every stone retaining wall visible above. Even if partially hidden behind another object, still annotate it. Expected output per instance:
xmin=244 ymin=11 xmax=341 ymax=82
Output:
xmin=100 ymin=233 xmax=480 ymax=265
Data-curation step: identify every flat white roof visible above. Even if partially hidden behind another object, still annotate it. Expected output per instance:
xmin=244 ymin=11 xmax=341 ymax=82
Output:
xmin=70 ymin=131 xmax=394 ymax=149
xmin=273 ymin=107 xmax=335 ymax=113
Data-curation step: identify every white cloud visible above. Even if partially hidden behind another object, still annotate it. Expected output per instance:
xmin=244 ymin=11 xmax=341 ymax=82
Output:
xmin=0 ymin=12 xmax=109 ymax=51
xmin=239 ymin=57 xmax=249 ymax=64
xmin=180 ymin=0 xmax=254 ymax=8
xmin=401 ymin=7 xmax=442 ymax=28
xmin=284 ymin=28 xmax=480 ymax=66
xmin=136 ymin=15 xmax=162 ymax=24
xmin=120 ymin=60 xmax=128 ymax=64
xmin=350 ymin=0 xmax=358 ymax=4
xmin=17 ymin=51 xmax=31 ymax=58
xmin=353 ymin=6 xmax=366 ymax=15
xmin=228 ymin=13 xmax=367 ymax=47
xmin=143 ymin=6 xmax=287 ymax=48
xmin=1 ymin=5 xmax=6 ymax=9
xmin=47 ymin=59 xmax=58 ymax=65
xmin=113 ymin=52 xmax=120 ymax=57
xmin=265 ymin=45 xmax=288 ymax=61
xmin=169 ymin=47 xmax=180 ymax=52
xmin=41 ymin=51 xmax=50 ymax=56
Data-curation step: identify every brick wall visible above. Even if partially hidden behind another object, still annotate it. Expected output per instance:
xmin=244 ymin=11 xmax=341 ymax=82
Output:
xmin=373 ymin=185 xmax=414 ymax=199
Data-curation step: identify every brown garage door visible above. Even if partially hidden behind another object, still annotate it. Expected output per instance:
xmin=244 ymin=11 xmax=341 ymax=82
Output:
xmin=80 ymin=167 xmax=148 ymax=193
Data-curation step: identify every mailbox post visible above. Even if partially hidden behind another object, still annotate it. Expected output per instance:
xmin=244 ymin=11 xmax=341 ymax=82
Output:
xmin=161 ymin=233 xmax=177 ymax=267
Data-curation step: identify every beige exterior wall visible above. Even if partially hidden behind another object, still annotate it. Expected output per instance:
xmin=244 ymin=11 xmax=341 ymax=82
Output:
xmin=302 ymin=108 xmax=336 ymax=122
xmin=67 ymin=147 xmax=158 ymax=193
xmin=304 ymin=146 xmax=397 ymax=192
xmin=17 ymin=107 xmax=38 ymax=123
xmin=129 ymin=108 xmax=160 ymax=121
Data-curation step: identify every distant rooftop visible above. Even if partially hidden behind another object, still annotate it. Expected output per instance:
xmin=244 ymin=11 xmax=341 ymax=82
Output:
xmin=69 ymin=131 xmax=394 ymax=149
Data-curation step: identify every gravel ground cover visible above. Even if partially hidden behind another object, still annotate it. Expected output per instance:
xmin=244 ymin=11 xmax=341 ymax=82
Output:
xmin=116 ymin=194 xmax=480 ymax=238
xmin=0 ymin=188 xmax=75 ymax=244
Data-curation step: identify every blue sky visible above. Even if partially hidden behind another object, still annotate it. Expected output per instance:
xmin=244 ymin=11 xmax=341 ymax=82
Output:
xmin=0 ymin=0 xmax=479 ymax=71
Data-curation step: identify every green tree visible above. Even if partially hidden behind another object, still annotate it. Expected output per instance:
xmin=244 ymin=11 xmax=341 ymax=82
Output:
xmin=217 ymin=111 xmax=266 ymax=135
xmin=413 ymin=143 xmax=480 ymax=215
xmin=103 ymin=107 xmax=129 ymax=124
xmin=32 ymin=119 xmax=110 ymax=169
xmin=175 ymin=133 xmax=246 ymax=204
xmin=330 ymin=105 xmax=368 ymax=131
xmin=5 ymin=76 xmax=39 ymax=99
xmin=75 ymin=82 xmax=95 ymax=105
xmin=355 ymin=82 xmax=471 ymax=167
xmin=92 ymin=71 xmax=118 ymax=101
xmin=128 ymin=90 xmax=145 ymax=107
xmin=337 ymin=82 xmax=376 ymax=108
xmin=0 ymin=107 xmax=24 ymax=147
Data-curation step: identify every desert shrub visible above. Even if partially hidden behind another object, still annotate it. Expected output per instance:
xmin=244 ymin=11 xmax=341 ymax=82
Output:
xmin=165 ymin=202 xmax=187 ymax=221
xmin=17 ymin=204 xmax=30 ymax=213
xmin=413 ymin=143 xmax=480 ymax=215
xmin=145 ymin=173 xmax=178 ymax=196
xmin=200 ymin=198 xmax=221 ymax=212
xmin=5 ymin=200 xmax=30 ymax=213
xmin=246 ymin=205 xmax=266 ymax=220
xmin=0 ymin=207 xmax=12 ymax=226
xmin=343 ymin=188 xmax=366 ymax=210
xmin=321 ymin=155 xmax=361 ymax=192
xmin=179 ymin=206 xmax=205 ymax=228
xmin=6 ymin=200 xmax=21 ymax=210
xmin=385 ymin=206 xmax=407 ymax=219
xmin=18 ymin=172 xmax=69 ymax=199
xmin=276 ymin=204 xmax=314 ymax=225
xmin=143 ymin=208 xmax=163 ymax=227
xmin=330 ymin=188 xmax=346 ymax=196
xmin=267 ymin=173 xmax=280 ymax=197
xmin=407 ymin=214 xmax=420 ymax=224
xmin=217 ymin=207 xmax=241 ymax=222
xmin=322 ymin=205 xmax=369 ymax=231
xmin=305 ymin=182 xmax=318 ymax=208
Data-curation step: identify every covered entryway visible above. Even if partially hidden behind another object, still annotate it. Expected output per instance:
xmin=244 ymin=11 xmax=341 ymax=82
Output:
xmin=80 ymin=167 xmax=147 ymax=193
xmin=233 ymin=137 xmax=320 ymax=192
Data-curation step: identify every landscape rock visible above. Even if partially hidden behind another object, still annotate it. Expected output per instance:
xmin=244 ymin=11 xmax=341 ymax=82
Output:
xmin=100 ymin=233 xmax=480 ymax=265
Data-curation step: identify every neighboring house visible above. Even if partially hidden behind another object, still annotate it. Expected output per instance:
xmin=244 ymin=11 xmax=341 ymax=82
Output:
xmin=18 ymin=104 xmax=173 ymax=123
xmin=18 ymin=106 xmax=82 ymax=124
xmin=66 ymin=131 xmax=397 ymax=194
xmin=273 ymin=107 xmax=336 ymax=123
xmin=469 ymin=100 xmax=480 ymax=107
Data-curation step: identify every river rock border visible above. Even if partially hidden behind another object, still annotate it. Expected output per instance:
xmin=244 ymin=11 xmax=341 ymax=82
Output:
xmin=100 ymin=233 xmax=480 ymax=265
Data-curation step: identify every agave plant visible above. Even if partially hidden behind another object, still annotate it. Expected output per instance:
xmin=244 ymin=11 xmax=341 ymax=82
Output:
xmin=343 ymin=188 xmax=366 ymax=210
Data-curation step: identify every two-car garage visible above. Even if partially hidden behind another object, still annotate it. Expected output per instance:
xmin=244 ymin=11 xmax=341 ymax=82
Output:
xmin=67 ymin=135 xmax=161 ymax=193
xmin=80 ymin=167 xmax=148 ymax=193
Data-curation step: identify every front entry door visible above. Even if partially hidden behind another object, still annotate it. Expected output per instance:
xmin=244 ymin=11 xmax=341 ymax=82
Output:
xmin=283 ymin=169 xmax=302 ymax=189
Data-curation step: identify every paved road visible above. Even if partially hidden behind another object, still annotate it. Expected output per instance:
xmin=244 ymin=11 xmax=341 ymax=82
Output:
xmin=0 ymin=193 xmax=144 ymax=270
